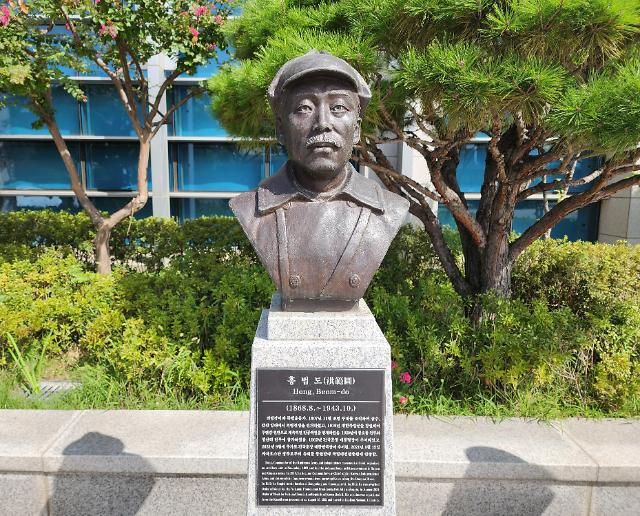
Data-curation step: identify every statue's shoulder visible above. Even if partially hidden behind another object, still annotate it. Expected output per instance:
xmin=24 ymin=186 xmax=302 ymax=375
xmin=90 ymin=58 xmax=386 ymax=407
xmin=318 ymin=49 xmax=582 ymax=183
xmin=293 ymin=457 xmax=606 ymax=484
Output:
xmin=229 ymin=189 xmax=256 ymax=217
xmin=350 ymin=171 xmax=409 ymax=221
xmin=229 ymin=190 xmax=259 ymax=236
xmin=379 ymin=185 xmax=410 ymax=221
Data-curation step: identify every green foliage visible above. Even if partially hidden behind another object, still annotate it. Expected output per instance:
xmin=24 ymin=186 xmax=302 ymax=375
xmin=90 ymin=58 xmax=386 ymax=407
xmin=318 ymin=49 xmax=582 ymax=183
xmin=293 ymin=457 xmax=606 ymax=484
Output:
xmin=6 ymin=333 xmax=48 ymax=395
xmin=513 ymin=239 xmax=640 ymax=316
xmin=0 ymin=246 xmax=271 ymax=404
xmin=0 ymin=1 xmax=232 ymax=103
xmin=1 ymin=212 xmax=639 ymax=415
xmin=210 ymin=0 xmax=640 ymax=151
xmin=371 ymin=225 xmax=640 ymax=413
xmin=0 ymin=210 xmax=256 ymax=271
xmin=209 ymin=26 xmax=378 ymax=138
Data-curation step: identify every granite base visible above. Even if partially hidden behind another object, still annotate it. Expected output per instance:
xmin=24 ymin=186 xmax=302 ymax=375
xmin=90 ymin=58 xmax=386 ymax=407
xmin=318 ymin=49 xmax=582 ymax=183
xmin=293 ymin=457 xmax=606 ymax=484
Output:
xmin=246 ymin=295 xmax=396 ymax=515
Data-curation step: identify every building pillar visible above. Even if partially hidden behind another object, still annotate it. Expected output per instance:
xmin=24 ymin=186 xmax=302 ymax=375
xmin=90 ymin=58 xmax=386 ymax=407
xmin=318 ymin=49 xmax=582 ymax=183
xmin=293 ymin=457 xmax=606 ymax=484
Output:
xmin=598 ymin=185 xmax=640 ymax=245
xmin=147 ymin=55 xmax=172 ymax=219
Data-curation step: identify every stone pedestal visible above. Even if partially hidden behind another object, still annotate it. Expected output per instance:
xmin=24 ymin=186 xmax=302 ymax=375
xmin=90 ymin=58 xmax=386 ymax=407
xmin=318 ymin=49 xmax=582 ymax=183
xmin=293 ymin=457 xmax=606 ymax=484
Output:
xmin=247 ymin=294 xmax=396 ymax=515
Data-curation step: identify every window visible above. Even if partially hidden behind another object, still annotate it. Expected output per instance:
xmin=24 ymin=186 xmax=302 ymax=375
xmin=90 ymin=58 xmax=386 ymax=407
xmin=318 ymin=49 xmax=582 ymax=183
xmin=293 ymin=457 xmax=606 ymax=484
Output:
xmin=170 ymin=198 xmax=233 ymax=221
xmin=438 ymin=200 xmax=600 ymax=241
xmin=0 ymin=195 xmax=81 ymax=213
xmin=171 ymin=143 xmax=263 ymax=192
xmin=456 ymin=144 xmax=486 ymax=192
xmin=86 ymin=142 xmax=149 ymax=191
xmin=81 ymin=85 xmax=142 ymax=137
xmin=269 ymin=145 xmax=288 ymax=176
xmin=0 ymin=89 xmax=80 ymax=136
xmin=170 ymin=88 xmax=227 ymax=137
xmin=0 ymin=141 xmax=78 ymax=189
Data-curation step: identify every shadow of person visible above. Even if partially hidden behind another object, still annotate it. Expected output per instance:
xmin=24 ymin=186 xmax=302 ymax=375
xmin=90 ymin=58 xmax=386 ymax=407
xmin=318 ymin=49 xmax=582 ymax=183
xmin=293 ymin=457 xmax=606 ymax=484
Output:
xmin=442 ymin=446 xmax=554 ymax=516
xmin=48 ymin=432 xmax=156 ymax=516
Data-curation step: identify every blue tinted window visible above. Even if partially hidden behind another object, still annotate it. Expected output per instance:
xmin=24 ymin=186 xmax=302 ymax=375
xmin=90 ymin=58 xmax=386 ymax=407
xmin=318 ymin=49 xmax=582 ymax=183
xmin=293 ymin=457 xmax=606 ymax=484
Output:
xmin=564 ymin=157 xmax=603 ymax=194
xmin=0 ymin=89 xmax=80 ymax=135
xmin=0 ymin=141 xmax=79 ymax=189
xmin=82 ymin=85 xmax=143 ymax=136
xmin=170 ymin=87 xmax=227 ymax=136
xmin=437 ymin=201 xmax=479 ymax=229
xmin=0 ymin=195 xmax=81 ymax=213
xmin=86 ymin=142 xmax=150 ymax=191
xmin=513 ymin=200 xmax=599 ymax=241
xmin=91 ymin=197 xmax=153 ymax=218
xmin=170 ymin=198 xmax=233 ymax=221
xmin=456 ymin=144 xmax=486 ymax=192
xmin=269 ymin=146 xmax=288 ymax=175
xmin=438 ymin=200 xmax=598 ymax=242
xmin=173 ymin=143 xmax=263 ymax=191
xmin=57 ymin=59 xmax=110 ymax=78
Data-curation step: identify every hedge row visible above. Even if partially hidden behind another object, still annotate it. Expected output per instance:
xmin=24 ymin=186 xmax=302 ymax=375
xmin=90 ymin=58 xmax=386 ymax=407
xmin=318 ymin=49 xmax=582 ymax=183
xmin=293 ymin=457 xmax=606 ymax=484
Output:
xmin=0 ymin=211 xmax=639 ymax=412
xmin=0 ymin=210 xmax=255 ymax=271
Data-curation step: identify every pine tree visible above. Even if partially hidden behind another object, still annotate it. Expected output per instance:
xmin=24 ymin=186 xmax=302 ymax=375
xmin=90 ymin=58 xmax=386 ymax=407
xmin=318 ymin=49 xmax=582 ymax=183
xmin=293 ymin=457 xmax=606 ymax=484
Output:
xmin=209 ymin=0 xmax=640 ymax=314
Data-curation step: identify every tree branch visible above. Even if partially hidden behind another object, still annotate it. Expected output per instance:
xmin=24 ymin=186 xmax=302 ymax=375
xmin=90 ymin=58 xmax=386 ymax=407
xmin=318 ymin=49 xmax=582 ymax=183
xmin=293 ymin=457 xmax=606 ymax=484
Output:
xmin=509 ymin=159 xmax=640 ymax=262
xmin=487 ymin=116 xmax=508 ymax=183
xmin=36 ymin=94 xmax=103 ymax=229
xmin=151 ymin=86 xmax=205 ymax=138
xmin=408 ymin=105 xmax=442 ymax=143
xmin=149 ymin=68 xmax=182 ymax=120
xmin=116 ymin=39 xmax=143 ymax=136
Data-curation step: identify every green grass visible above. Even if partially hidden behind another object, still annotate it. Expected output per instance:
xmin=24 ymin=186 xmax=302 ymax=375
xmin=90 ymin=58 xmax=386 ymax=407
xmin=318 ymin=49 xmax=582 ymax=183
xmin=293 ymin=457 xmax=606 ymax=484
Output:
xmin=3 ymin=362 xmax=638 ymax=418
xmin=0 ymin=364 xmax=250 ymax=411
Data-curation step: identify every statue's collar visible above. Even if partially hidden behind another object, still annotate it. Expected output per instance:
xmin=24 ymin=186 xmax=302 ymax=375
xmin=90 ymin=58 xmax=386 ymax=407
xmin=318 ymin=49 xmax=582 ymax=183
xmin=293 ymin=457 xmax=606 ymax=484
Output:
xmin=257 ymin=161 xmax=384 ymax=214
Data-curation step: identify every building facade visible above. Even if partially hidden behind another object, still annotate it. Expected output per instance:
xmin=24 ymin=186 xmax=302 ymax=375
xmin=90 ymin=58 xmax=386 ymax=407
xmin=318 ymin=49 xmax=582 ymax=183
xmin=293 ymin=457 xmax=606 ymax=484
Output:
xmin=0 ymin=55 xmax=634 ymax=243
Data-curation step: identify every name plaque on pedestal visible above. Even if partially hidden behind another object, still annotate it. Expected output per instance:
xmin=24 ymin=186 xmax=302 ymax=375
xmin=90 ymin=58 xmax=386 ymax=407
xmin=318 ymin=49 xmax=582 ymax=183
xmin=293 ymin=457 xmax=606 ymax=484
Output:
xmin=256 ymin=368 xmax=385 ymax=507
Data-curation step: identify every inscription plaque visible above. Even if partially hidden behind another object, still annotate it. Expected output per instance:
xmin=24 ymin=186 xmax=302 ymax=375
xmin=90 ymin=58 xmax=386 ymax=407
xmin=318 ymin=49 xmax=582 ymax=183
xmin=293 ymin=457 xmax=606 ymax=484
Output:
xmin=256 ymin=368 xmax=385 ymax=506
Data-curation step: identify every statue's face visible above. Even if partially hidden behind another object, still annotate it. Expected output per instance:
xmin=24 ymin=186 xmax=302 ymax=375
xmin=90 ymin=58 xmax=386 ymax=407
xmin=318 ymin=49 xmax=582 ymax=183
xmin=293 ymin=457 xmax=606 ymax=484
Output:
xmin=277 ymin=76 xmax=361 ymax=186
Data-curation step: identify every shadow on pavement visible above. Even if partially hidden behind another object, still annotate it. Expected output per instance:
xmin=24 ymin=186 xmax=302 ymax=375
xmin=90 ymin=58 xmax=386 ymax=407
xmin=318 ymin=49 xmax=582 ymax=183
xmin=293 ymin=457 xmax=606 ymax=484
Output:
xmin=48 ymin=432 xmax=155 ymax=516
xmin=442 ymin=446 xmax=554 ymax=516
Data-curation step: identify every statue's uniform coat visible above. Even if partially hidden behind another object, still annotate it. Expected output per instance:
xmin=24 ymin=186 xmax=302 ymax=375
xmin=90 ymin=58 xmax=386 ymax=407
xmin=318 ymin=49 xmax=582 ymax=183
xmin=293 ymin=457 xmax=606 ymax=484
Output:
xmin=230 ymin=163 xmax=409 ymax=309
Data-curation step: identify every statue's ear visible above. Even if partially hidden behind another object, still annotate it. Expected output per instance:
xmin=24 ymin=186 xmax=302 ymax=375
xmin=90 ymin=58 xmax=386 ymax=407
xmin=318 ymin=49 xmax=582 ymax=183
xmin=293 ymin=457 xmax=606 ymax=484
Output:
xmin=275 ymin=116 xmax=286 ymax=146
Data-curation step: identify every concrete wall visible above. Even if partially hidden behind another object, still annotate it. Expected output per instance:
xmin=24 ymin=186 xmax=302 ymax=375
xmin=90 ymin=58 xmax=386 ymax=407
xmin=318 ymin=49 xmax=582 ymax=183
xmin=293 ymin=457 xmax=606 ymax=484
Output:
xmin=2 ymin=410 xmax=640 ymax=515
xmin=598 ymin=185 xmax=640 ymax=245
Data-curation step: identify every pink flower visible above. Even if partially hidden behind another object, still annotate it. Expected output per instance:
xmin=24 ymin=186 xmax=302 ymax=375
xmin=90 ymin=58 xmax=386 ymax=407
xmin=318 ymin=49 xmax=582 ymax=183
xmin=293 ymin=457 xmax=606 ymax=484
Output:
xmin=65 ymin=23 xmax=70 ymax=31
xmin=207 ymin=42 xmax=217 ymax=50
xmin=189 ymin=26 xmax=199 ymax=40
xmin=99 ymin=22 xmax=118 ymax=39
xmin=214 ymin=14 xmax=223 ymax=25
xmin=95 ymin=0 xmax=101 ymax=4
xmin=391 ymin=360 xmax=398 ymax=370
xmin=0 ymin=6 xmax=10 ymax=27
xmin=194 ymin=6 xmax=207 ymax=17
xmin=399 ymin=396 xmax=408 ymax=405
xmin=399 ymin=371 xmax=411 ymax=384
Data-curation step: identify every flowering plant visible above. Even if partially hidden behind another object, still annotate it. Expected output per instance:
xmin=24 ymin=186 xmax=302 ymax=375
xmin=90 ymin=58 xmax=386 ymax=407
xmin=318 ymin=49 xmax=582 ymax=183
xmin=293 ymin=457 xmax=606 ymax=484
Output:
xmin=0 ymin=0 xmax=233 ymax=273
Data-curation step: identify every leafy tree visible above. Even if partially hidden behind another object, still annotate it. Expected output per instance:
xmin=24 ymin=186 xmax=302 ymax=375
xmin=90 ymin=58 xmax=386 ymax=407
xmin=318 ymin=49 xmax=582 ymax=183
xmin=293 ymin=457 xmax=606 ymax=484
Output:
xmin=0 ymin=0 xmax=232 ymax=273
xmin=209 ymin=0 xmax=640 ymax=315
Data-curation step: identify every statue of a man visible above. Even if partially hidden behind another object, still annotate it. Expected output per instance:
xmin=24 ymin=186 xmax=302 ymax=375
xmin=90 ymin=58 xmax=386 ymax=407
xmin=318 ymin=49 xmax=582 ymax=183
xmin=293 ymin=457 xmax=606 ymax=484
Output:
xmin=230 ymin=50 xmax=409 ymax=311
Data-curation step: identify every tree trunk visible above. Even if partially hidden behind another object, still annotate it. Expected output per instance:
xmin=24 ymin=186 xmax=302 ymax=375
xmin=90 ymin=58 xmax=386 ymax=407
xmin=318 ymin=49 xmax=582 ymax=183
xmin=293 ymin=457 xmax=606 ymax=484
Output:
xmin=94 ymin=224 xmax=112 ymax=275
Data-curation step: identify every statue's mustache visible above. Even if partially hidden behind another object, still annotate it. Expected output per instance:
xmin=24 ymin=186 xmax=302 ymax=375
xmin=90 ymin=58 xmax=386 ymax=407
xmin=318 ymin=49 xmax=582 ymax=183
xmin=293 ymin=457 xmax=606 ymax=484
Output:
xmin=305 ymin=135 xmax=343 ymax=148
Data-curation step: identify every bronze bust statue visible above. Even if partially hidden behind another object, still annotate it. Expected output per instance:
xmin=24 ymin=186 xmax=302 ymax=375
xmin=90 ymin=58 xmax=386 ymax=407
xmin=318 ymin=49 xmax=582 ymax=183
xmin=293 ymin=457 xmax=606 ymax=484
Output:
xmin=230 ymin=50 xmax=409 ymax=311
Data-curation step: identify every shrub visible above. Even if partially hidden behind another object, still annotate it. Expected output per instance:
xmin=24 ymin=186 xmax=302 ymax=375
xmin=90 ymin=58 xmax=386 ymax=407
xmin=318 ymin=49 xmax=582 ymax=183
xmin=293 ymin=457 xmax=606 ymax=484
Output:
xmin=513 ymin=238 xmax=640 ymax=316
xmin=1 ymin=211 xmax=639 ymax=414
xmin=0 ymin=210 xmax=256 ymax=271
xmin=0 ymin=249 xmax=272 ymax=401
